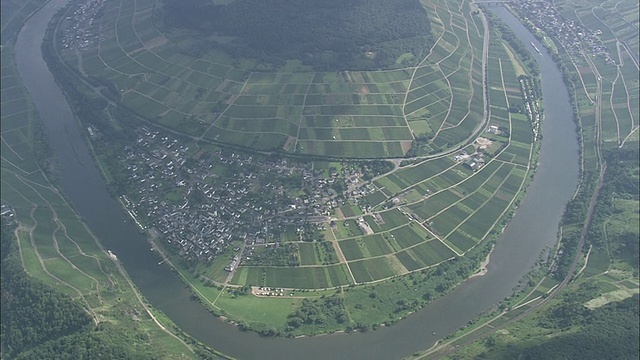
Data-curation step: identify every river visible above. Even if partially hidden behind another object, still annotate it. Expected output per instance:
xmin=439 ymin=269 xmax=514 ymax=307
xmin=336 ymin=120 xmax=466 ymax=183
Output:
xmin=14 ymin=2 xmax=578 ymax=359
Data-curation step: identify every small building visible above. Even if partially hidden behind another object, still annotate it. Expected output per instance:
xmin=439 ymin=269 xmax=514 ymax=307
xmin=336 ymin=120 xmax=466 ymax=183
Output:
xmin=225 ymin=256 xmax=239 ymax=272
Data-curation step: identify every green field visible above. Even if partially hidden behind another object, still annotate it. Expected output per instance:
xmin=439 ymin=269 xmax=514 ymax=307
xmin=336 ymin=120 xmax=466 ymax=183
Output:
xmin=53 ymin=0 xmax=502 ymax=158
xmin=349 ymin=257 xmax=399 ymax=283
xmin=231 ymin=264 xmax=352 ymax=289
xmin=213 ymin=0 xmax=536 ymax=289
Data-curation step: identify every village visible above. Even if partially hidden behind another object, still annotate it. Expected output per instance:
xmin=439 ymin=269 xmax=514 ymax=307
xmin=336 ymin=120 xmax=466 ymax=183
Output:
xmin=114 ymin=127 xmax=389 ymax=266
xmin=511 ymin=0 xmax=614 ymax=65
xmin=59 ymin=0 xmax=106 ymax=50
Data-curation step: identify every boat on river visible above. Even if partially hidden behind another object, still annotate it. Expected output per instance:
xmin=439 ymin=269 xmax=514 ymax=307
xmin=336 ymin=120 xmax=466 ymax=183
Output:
xmin=108 ymin=250 xmax=118 ymax=261
xmin=531 ymin=42 xmax=541 ymax=54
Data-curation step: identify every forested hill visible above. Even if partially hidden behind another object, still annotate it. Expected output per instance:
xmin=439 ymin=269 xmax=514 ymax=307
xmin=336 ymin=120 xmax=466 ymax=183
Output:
xmin=0 ymin=222 xmax=168 ymax=359
xmin=1 ymin=222 xmax=93 ymax=357
xmin=162 ymin=0 xmax=433 ymax=71
xmin=490 ymin=294 xmax=639 ymax=360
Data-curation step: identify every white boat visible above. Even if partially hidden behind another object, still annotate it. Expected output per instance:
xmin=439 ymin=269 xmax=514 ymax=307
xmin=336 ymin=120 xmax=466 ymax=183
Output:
xmin=107 ymin=250 xmax=118 ymax=261
xmin=531 ymin=42 xmax=541 ymax=54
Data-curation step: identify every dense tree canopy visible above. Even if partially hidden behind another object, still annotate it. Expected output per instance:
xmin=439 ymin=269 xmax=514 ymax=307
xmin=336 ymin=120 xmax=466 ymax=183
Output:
xmin=601 ymin=148 xmax=640 ymax=198
xmin=286 ymin=295 xmax=349 ymax=332
xmin=14 ymin=322 xmax=155 ymax=360
xmin=1 ymin=223 xmax=93 ymax=357
xmin=162 ymin=0 xmax=433 ymax=71
xmin=0 ymin=223 xmax=180 ymax=359
xmin=499 ymin=295 xmax=639 ymax=360
xmin=586 ymin=148 xmax=640 ymax=270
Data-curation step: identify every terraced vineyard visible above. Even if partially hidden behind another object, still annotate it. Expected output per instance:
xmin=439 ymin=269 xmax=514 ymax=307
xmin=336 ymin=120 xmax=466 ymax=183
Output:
xmin=414 ymin=1 xmax=639 ymax=356
xmin=58 ymin=0 xmax=494 ymax=158
xmin=216 ymin=2 xmax=532 ymax=289
xmin=44 ymin=0 xmax=542 ymax=335
xmin=528 ymin=0 xmax=639 ymax=297
xmin=554 ymin=0 xmax=639 ymax=157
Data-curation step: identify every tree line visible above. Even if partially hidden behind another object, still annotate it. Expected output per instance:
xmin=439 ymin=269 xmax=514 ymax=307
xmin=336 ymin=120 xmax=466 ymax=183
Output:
xmin=162 ymin=0 xmax=433 ymax=71
xmin=586 ymin=148 xmax=639 ymax=270
xmin=486 ymin=293 xmax=638 ymax=359
xmin=1 ymin=222 xmax=90 ymax=358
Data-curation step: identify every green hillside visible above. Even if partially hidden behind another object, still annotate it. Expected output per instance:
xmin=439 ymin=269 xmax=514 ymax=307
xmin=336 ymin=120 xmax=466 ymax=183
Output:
xmin=162 ymin=0 xmax=433 ymax=71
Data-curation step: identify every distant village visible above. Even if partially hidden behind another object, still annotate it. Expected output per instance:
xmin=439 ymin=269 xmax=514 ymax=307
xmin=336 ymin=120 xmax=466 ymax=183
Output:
xmin=511 ymin=0 xmax=615 ymax=65
xmin=60 ymin=0 xmax=105 ymax=50
xmin=115 ymin=127 xmax=385 ymax=265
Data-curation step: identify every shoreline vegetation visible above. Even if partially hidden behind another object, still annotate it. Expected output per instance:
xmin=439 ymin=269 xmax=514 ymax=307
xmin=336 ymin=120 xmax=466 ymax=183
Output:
xmin=469 ymin=243 xmax=495 ymax=279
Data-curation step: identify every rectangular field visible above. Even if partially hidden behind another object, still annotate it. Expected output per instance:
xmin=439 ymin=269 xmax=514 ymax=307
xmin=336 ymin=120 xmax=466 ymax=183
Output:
xmin=232 ymin=265 xmax=352 ymax=288
xmin=349 ymin=257 xmax=397 ymax=283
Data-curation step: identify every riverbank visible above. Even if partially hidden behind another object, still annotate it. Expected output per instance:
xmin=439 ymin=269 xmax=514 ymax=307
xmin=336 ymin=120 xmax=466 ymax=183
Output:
xmin=469 ymin=244 xmax=495 ymax=278
xmin=411 ymin=4 xmax=627 ymax=356
xmin=144 ymin=215 xmax=497 ymax=338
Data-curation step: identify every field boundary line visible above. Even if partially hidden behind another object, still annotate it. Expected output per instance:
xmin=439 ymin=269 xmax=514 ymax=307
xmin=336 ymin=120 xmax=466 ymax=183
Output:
xmin=617 ymin=55 xmax=636 ymax=129
xmin=400 ymin=1 xmax=451 ymax=139
xmin=329 ymin=227 xmax=356 ymax=284
xmin=200 ymin=72 xmax=254 ymax=139
xmin=609 ymin=70 xmax=622 ymax=144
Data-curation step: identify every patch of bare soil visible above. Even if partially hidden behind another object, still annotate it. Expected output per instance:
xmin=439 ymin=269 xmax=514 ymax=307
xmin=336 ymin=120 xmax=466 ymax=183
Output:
xmin=401 ymin=140 xmax=413 ymax=154
xmin=474 ymin=137 xmax=492 ymax=149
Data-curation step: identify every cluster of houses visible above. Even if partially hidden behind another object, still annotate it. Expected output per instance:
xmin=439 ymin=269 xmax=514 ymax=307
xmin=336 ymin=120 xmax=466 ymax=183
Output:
xmin=224 ymin=256 xmax=240 ymax=272
xmin=1 ymin=203 xmax=15 ymax=221
xmin=116 ymin=127 xmax=375 ymax=264
xmin=465 ymin=156 xmax=486 ymax=171
xmin=60 ymin=0 xmax=106 ymax=50
xmin=487 ymin=125 xmax=501 ymax=135
xmin=512 ymin=0 xmax=614 ymax=65
xmin=454 ymin=150 xmax=486 ymax=171
xmin=518 ymin=76 xmax=541 ymax=140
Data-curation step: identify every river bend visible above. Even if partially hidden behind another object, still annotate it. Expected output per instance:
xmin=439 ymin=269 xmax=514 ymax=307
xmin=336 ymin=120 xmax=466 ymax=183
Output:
xmin=14 ymin=2 xmax=578 ymax=359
